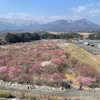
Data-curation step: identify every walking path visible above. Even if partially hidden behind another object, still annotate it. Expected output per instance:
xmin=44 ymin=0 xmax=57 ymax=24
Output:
xmin=0 ymin=84 xmax=100 ymax=100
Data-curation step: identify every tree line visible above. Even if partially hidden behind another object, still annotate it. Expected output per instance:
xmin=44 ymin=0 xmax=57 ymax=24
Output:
xmin=88 ymin=33 xmax=100 ymax=40
xmin=0 ymin=32 xmax=40 ymax=45
xmin=0 ymin=31 xmax=83 ymax=45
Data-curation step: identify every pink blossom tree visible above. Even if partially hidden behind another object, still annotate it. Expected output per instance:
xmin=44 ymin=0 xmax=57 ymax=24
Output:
xmin=76 ymin=76 xmax=96 ymax=86
xmin=81 ymin=77 xmax=96 ymax=85
xmin=0 ymin=66 xmax=9 ymax=80
xmin=50 ymin=58 xmax=63 ymax=66
xmin=8 ymin=66 xmax=22 ymax=78
xmin=0 ymin=66 xmax=8 ymax=73
xmin=50 ymin=73 xmax=62 ymax=84
xmin=29 ymin=61 xmax=42 ymax=74
xmin=50 ymin=58 xmax=64 ymax=71
xmin=57 ymin=50 xmax=67 ymax=56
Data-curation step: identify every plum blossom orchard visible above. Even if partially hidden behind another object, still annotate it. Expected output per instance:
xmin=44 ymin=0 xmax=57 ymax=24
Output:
xmin=0 ymin=41 xmax=99 ymax=86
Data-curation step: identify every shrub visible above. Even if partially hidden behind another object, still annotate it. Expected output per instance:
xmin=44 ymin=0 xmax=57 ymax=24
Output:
xmin=0 ymin=91 xmax=13 ymax=98
xmin=14 ymin=92 xmax=25 ymax=99
xmin=43 ymin=65 xmax=58 ymax=74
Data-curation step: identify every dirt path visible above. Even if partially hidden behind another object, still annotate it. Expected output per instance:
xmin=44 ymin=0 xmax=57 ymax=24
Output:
xmin=0 ymin=84 xmax=100 ymax=100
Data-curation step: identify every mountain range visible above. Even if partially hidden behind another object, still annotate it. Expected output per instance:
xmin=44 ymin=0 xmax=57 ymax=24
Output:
xmin=0 ymin=18 xmax=100 ymax=32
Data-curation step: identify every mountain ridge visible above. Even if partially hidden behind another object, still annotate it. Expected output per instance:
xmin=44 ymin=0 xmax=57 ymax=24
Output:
xmin=0 ymin=18 xmax=100 ymax=32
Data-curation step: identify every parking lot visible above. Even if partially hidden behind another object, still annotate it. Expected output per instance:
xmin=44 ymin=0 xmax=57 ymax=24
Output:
xmin=73 ymin=40 xmax=100 ymax=55
xmin=75 ymin=44 xmax=100 ymax=55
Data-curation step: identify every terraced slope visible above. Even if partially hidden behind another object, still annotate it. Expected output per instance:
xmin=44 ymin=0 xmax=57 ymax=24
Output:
xmin=59 ymin=43 xmax=100 ymax=72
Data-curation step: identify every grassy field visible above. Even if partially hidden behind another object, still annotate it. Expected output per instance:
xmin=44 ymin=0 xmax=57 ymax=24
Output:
xmin=61 ymin=43 xmax=100 ymax=72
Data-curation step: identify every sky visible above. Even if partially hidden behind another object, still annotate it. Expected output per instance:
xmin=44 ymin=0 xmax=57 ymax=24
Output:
xmin=0 ymin=0 xmax=100 ymax=24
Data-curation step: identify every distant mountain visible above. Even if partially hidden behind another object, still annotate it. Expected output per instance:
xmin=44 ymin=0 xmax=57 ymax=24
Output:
xmin=0 ymin=18 xmax=42 ymax=30
xmin=41 ymin=19 xmax=100 ymax=32
xmin=0 ymin=18 xmax=100 ymax=32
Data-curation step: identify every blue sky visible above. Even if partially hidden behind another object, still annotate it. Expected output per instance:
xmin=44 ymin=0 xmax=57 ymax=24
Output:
xmin=0 ymin=0 xmax=100 ymax=24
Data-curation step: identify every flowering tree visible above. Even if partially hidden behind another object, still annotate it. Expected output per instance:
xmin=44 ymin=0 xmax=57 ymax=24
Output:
xmin=0 ymin=66 xmax=8 ymax=73
xmin=50 ymin=58 xmax=64 ymax=71
xmin=57 ymin=50 xmax=67 ymax=56
xmin=0 ymin=66 xmax=9 ymax=80
xmin=8 ymin=66 xmax=22 ymax=78
xmin=50 ymin=58 xmax=63 ymax=66
xmin=76 ymin=76 xmax=96 ymax=86
xmin=82 ymin=77 xmax=96 ymax=85
xmin=29 ymin=61 xmax=42 ymax=74
xmin=50 ymin=73 xmax=62 ymax=84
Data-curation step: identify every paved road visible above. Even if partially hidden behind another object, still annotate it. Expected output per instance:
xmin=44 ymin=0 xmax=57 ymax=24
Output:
xmin=0 ymin=85 xmax=100 ymax=100
xmin=75 ymin=43 xmax=100 ymax=55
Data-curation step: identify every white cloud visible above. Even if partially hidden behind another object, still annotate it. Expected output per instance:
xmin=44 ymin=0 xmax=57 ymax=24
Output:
xmin=49 ymin=15 xmax=67 ymax=21
xmin=0 ymin=13 xmax=34 ymax=20
xmin=90 ymin=9 xmax=100 ymax=14
xmin=70 ymin=2 xmax=100 ymax=16
xmin=0 ymin=13 xmax=82 ymax=22
xmin=46 ymin=15 xmax=82 ymax=22
xmin=71 ymin=6 xmax=87 ymax=13
xmin=0 ymin=13 xmax=49 ymax=23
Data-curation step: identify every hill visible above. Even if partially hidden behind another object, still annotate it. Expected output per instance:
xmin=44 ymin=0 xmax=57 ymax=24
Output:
xmin=0 ymin=41 xmax=99 ymax=86
xmin=61 ymin=43 xmax=100 ymax=72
